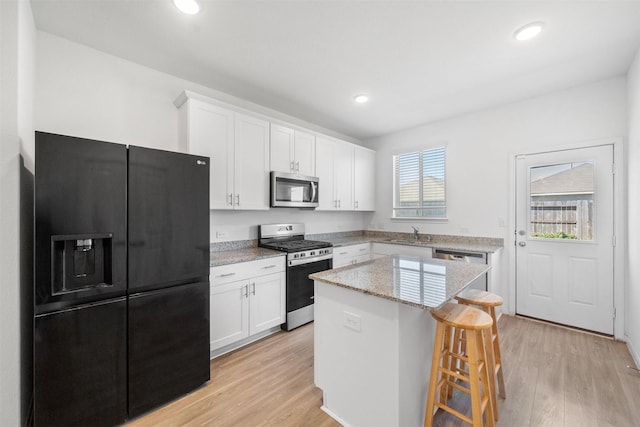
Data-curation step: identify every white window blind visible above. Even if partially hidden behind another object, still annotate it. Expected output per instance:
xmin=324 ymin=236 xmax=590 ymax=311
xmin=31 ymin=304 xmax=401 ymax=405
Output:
xmin=393 ymin=147 xmax=446 ymax=218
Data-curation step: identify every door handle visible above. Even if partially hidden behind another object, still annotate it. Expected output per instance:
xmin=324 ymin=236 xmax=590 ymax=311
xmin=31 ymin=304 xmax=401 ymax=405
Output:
xmin=251 ymin=283 xmax=256 ymax=295
xmin=290 ymin=161 xmax=295 ymax=171
xmin=236 ymin=194 xmax=240 ymax=206
xmin=244 ymin=284 xmax=248 ymax=298
xmin=518 ymin=241 xmax=526 ymax=247
xmin=228 ymin=193 xmax=233 ymax=206
xmin=296 ymin=161 xmax=300 ymax=171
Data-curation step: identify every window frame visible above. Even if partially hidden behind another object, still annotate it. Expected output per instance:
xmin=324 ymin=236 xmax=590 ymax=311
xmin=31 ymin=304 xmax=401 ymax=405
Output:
xmin=392 ymin=146 xmax=447 ymax=220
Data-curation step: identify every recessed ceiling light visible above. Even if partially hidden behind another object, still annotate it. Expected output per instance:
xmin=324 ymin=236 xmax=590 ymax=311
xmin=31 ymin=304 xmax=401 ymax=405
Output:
xmin=173 ymin=0 xmax=200 ymax=15
xmin=354 ymin=94 xmax=369 ymax=104
xmin=514 ymin=22 xmax=544 ymax=41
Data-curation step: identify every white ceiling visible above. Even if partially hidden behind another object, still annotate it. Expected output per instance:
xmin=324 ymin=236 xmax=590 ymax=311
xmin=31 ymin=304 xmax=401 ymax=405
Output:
xmin=30 ymin=0 xmax=640 ymax=140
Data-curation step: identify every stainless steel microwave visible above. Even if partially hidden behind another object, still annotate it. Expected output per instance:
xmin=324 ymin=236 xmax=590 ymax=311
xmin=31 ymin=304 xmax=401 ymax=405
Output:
xmin=270 ymin=171 xmax=319 ymax=208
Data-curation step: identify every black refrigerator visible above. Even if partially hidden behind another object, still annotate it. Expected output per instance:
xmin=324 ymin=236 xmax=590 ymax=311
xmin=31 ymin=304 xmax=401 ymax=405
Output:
xmin=34 ymin=132 xmax=210 ymax=426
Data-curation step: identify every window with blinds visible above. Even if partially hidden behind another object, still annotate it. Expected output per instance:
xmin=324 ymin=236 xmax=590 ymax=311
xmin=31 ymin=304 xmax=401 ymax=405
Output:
xmin=393 ymin=147 xmax=446 ymax=218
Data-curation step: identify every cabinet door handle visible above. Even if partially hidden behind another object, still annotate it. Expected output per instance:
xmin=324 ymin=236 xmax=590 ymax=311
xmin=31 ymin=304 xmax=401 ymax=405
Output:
xmin=236 ymin=194 xmax=240 ymax=206
xmin=219 ymin=272 xmax=236 ymax=278
xmin=339 ymin=251 xmax=348 ymax=255
xmin=359 ymin=248 xmax=367 ymax=252
xmin=262 ymin=264 xmax=277 ymax=269
xmin=296 ymin=161 xmax=300 ymax=171
xmin=244 ymin=284 xmax=248 ymax=298
xmin=355 ymin=200 xmax=359 ymax=209
xmin=290 ymin=161 xmax=295 ymax=171
xmin=228 ymin=194 xmax=233 ymax=206
xmin=338 ymin=200 xmax=341 ymax=208
xmin=333 ymin=200 xmax=337 ymax=208
xmin=251 ymin=283 xmax=256 ymax=295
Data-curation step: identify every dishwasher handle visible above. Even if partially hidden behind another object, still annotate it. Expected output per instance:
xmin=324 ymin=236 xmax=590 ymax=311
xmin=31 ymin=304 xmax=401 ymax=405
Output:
xmin=432 ymin=249 xmax=487 ymax=264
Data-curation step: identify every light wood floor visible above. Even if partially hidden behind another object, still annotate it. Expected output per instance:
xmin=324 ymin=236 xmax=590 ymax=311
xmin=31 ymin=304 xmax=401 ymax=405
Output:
xmin=126 ymin=316 xmax=640 ymax=427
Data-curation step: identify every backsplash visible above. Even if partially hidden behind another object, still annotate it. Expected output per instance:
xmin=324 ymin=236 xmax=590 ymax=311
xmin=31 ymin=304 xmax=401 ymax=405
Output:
xmin=210 ymin=230 xmax=504 ymax=253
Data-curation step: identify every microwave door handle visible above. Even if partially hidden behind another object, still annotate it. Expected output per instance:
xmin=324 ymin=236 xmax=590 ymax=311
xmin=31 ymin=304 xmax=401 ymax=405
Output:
xmin=311 ymin=182 xmax=317 ymax=202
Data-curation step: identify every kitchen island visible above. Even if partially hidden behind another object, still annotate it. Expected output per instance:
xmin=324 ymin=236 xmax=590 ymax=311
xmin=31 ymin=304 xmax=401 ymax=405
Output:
xmin=310 ymin=255 xmax=491 ymax=427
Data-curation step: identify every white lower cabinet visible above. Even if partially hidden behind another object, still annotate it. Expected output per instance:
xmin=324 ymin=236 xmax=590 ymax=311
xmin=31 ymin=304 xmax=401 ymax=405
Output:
xmin=210 ymin=257 xmax=285 ymax=353
xmin=333 ymin=243 xmax=371 ymax=268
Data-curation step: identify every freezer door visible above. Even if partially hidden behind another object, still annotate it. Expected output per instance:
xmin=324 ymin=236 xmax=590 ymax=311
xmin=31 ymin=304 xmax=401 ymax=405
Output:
xmin=35 ymin=132 xmax=127 ymax=313
xmin=128 ymin=281 xmax=210 ymax=417
xmin=34 ymin=298 xmax=127 ymax=426
xmin=128 ymin=146 xmax=210 ymax=292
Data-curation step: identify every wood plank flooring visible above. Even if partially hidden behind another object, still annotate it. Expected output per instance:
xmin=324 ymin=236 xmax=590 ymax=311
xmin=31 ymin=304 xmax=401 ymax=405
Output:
xmin=126 ymin=316 xmax=640 ymax=427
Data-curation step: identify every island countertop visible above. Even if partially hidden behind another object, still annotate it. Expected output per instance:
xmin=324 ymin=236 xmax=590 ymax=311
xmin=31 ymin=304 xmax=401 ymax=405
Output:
xmin=309 ymin=254 xmax=490 ymax=310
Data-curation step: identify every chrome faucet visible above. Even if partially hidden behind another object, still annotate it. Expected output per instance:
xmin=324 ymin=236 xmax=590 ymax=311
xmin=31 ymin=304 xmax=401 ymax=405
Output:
xmin=411 ymin=226 xmax=420 ymax=241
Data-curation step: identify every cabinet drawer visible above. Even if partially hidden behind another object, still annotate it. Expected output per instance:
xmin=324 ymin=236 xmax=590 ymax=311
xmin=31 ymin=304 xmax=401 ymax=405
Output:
xmin=334 ymin=242 xmax=370 ymax=258
xmin=211 ymin=256 xmax=285 ymax=286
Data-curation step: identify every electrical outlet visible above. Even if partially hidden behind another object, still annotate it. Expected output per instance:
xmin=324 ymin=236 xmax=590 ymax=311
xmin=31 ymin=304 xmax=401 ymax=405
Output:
xmin=216 ymin=231 xmax=227 ymax=239
xmin=344 ymin=311 xmax=361 ymax=332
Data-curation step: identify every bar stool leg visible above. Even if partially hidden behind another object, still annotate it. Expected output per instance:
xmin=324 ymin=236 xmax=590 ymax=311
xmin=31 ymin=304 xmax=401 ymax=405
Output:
xmin=466 ymin=331 xmax=490 ymax=427
xmin=482 ymin=325 xmax=498 ymax=421
xmin=424 ymin=322 xmax=445 ymax=427
xmin=440 ymin=324 xmax=454 ymax=406
xmin=489 ymin=306 xmax=506 ymax=399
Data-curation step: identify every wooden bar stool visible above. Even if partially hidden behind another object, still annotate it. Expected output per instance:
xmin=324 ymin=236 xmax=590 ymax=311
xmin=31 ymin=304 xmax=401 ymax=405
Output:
xmin=455 ymin=289 xmax=506 ymax=405
xmin=424 ymin=303 xmax=495 ymax=427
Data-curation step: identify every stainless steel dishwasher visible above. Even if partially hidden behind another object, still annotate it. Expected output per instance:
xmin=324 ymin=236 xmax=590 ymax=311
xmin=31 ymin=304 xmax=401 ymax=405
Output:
xmin=432 ymin=249 xmax=488 ymax=291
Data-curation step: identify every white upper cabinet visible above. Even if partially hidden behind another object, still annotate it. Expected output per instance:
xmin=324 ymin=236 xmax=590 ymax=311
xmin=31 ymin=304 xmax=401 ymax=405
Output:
xmin=353 ymin=146 xmax=376 ymax=211
xmin=315 ymin=137 xmax=336 ymax=210
xmin=176 ymin=92 xmax=269 ymax=210
xmin=233 ymin=113 xmax=270 ymax=210
xmin=333 ymin=142 xmax=354 ymax=210
xmin=316 ymin=137 xmax=376 ymax=211
xmin=270 ymin=124 xmax=316 ymax=176
xmin=176 ymin=90 xmax=375 ymax=213
xmin=316 ymin=137 xmax=352 ymax=211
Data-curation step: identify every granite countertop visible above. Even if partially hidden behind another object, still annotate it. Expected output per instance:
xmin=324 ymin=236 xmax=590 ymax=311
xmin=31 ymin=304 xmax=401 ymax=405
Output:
xmin=322 ymin=235 xmax=503 ymax=253
xmin=310 ymin=254 xmax=490 ymax=310
xmin=210 ymin=247 xmax=284 ymax=268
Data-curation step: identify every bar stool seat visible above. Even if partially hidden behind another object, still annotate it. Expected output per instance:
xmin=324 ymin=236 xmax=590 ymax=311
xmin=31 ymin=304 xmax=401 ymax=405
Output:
xmin=456 ymin=289 xmax=506 ymax=406
xmin=424 ymin=303 xmax=495 ymax=427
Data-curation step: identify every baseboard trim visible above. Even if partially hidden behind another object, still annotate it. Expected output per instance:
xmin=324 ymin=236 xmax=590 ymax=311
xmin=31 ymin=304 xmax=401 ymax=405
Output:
xmin=627 ymin=337 xmax=640 ymax=369
xmin=210 ymin=326 xmax=281 ymax=359
xmin=320 ymin=404 xmax=353 ymax=427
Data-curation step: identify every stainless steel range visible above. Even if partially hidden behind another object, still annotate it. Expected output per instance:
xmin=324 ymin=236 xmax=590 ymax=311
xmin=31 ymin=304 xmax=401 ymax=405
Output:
xmin=258 ymin=223 xmax=333 ymax=331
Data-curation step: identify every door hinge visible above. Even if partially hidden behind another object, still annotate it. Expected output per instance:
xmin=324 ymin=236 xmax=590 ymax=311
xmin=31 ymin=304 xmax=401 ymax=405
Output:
xmin=612 ymin=235 xmax=617 ymax=247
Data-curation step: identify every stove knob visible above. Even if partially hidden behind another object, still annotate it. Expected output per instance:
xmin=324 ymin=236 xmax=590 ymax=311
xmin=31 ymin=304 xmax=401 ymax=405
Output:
xmin=310 ymin=251 xmax=315 ymax=256
xmin=294 ymin=254 xmax=299 ymax=258
xmin=300 ymin=253 xmax=305 ymax=257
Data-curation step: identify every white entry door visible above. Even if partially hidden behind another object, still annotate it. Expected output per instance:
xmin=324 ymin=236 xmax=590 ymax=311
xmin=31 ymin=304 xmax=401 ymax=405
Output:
xmin=515 ymin=145 xmax=614 ymax=334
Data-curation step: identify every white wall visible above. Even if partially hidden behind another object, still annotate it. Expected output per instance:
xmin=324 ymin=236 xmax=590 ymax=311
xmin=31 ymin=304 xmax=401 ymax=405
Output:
xmin=365 ymin=77 xmax=627 ymax=312
xmin=626 ymin=48 xmax=640 ymax=366
xmin=35 ymin=32 xmax=367 ymax=240
xmin=0 ymin=0 xmax=35 ymax=424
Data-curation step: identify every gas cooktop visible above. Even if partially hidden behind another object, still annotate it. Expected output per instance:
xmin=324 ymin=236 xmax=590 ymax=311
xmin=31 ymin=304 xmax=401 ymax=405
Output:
xmin=260 ymin=239 xmax=332 ymax=253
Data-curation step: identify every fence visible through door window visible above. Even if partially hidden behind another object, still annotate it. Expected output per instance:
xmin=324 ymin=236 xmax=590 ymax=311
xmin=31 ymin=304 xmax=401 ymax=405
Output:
xmin=529 ymin=161 xmax=595 ymax=241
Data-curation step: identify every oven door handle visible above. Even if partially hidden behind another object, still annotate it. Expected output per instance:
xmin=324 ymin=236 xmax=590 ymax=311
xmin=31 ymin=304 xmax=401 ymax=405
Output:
xmin=288 ymin=253 xmax=333 ymax=267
